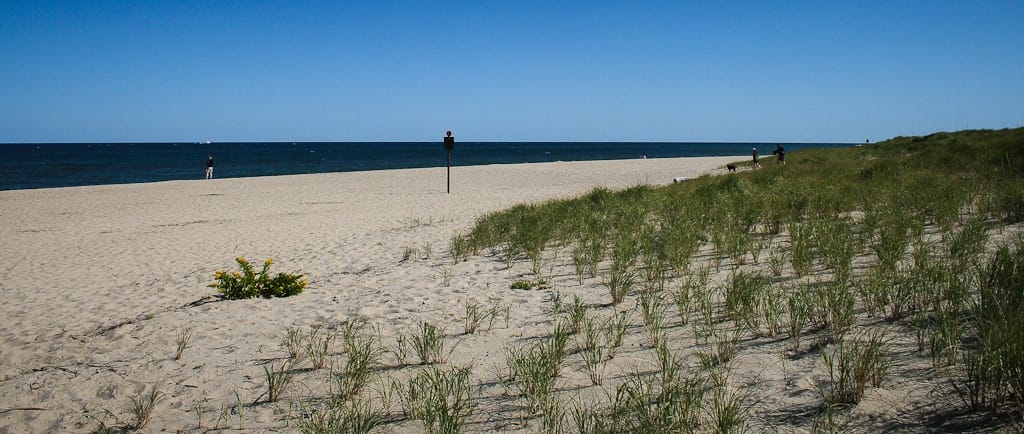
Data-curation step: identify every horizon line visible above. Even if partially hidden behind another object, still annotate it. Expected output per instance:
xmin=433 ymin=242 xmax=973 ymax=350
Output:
xmin=2 ymin=139 xmax=860 ymax=145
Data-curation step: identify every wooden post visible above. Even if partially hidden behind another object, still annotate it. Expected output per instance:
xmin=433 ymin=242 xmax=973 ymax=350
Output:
xmin=444 ymin=131 xmax=454 ymax=194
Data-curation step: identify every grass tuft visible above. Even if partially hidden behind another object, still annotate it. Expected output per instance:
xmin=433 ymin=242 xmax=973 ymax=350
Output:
xmin=128 ymin=386 xmax=165 ymax=430
xmin=174 ymin=325 xmax=197 ymax=361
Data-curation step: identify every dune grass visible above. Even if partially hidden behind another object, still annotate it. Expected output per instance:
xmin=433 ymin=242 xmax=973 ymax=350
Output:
xmin=455 ymin=127 xmax=1024 ymax=431
xmin=399 ymin=365 xmax=476 ymax=434
xmin=128 ymin=386 xmax=165 ymax=430
xmin=132 ymin=128 xmax=1024 ymax=433
xmin=411 ymin=321 xmax=446 ymax=365
xmin=174 ymin=325 xmax=197 ymax=361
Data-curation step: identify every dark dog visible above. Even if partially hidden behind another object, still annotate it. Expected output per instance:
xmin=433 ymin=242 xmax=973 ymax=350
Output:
xmin=726 ymin=164 xmax=737 ymax=172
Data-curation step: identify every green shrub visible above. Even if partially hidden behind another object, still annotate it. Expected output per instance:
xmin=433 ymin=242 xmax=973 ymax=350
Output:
xmin=210 ymin=257 xmax=306 ymax=300
xmin=510 ymin=278 xmax=549 ymax=290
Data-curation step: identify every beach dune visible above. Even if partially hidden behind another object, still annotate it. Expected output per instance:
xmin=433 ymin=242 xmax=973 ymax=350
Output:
xmin=0 ymin=157 xmax=738 ymax=432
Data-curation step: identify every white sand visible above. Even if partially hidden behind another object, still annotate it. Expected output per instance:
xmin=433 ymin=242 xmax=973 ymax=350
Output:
xmin=0 ymin=157 xmax=743 ymax=432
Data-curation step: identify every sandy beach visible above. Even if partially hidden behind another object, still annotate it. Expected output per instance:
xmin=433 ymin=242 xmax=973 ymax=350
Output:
xmin=0 ymin=156 xmax=743 ymax=432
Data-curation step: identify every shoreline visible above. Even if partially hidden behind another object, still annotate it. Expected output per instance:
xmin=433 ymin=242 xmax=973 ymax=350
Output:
xmin=0 ymin=155 xmax=749 ymax=194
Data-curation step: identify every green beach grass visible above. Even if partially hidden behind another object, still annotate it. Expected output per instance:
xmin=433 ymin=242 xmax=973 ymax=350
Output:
xmin=452 ymin=127 xmax=1024 ymax=432
xmin=162 ymin=128 xmax=1023 ymax=433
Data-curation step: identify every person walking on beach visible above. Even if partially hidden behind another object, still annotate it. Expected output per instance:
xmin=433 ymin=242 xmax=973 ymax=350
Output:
xmin=752 ymin=147 xmax=761 ymax=169
xmin=205 ymin=155 xmax=214 ymax=179
xmin=772 ymin=144 xmax=785 ymax=166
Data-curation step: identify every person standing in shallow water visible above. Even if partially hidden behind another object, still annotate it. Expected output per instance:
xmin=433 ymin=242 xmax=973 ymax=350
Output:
xmin=772 ymin=144 xmax=785 ymax=165
xmin=205 ymin=155 xmax=214 ymax=179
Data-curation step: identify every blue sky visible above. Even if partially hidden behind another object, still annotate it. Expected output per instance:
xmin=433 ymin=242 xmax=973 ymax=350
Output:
xmin=2 ymin=1 xmax=1022 ymax=143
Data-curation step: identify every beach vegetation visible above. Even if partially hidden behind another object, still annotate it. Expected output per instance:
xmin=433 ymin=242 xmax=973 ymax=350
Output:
xmin=813 ymin=216 xmax=857 ymax=284
xmin=510 ymin=278 xmax=549 ymax=290
xmin=401 ymin=245 xmax=419 ymax=262
xmin=504 ymin=324 xmax=570 ymax=415
xmin=398 ymin=364 xmax=476 ymax=434
xmin=282 ymin=327 xmax=304 ymax=359
xmin=820 ymin=331 xmax=889 ymax=405
xmin=788 ymin=221 xmax=816 ymax=278
xmin=564 ymin=294 xmax=588 ymax=335
xmin=604 ymin=234 xmax=639 ymax=305
xmin=758 ymin=280 xmax=786 ymax=337
xmin=637 ymin=289 xmax=669 ymax=347
xmin=449 ymin=233 xmax=470 ymax=264
xmin=111 ymin=128 xmax=1024 ymax=432
xmin=786 ymin=287 xmax=811 ymax=352
xmin=264 ymin=360 xmax=296 ymax=403
xmin=462 ymin=300 xmax=507 ymax=334
xmin=724 ymin=270 xmax=767 ymax=332
xmin=463 ymin=300 xmax=484 ymax=335
xmin=128 ymin=386 xmax=165 ymax=430
xmin=710 ymin=386 xmax=750 ymax=434
xmin=577 ymin=316 xmax=609 ymax=385
xmin=210 ymin=257 xmax=306 ymax=300
xmin=332 ymin=322 xmax=382 ymax=400
xmin=696 ymin=319 xmax=743 ymax=368
xmin=951 ymin=239 xmax=1024 ymax=413
xmin=411 ymin=321 xmax=445 ymax=365
xmin=437 ymin=265 xmax=453 ymax=287
xmin=174 ymin=325 xmax=197 ymax=361
xmin=813 ymin=282 xmax=856 ymax=343
xmin=767 ymin=241 xmax=788 ymax=277
xmin=294 ymin=396 xmax=387 ymax=434
xmin=390 ymin=333 xmax=411 ymax=366
xmin=451 ymin=127 xmax=1024 ymax=431
xmin=304 ymin=327 xmax=335 ymax=370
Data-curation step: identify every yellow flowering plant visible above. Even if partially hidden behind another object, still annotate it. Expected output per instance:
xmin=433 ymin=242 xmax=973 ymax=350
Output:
xmin=210 ymin=257 xmax=307 ymax=300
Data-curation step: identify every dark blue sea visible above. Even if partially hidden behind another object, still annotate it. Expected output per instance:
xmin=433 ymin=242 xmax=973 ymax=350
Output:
xmin=0 ymin=142 xmax=849 ymax=191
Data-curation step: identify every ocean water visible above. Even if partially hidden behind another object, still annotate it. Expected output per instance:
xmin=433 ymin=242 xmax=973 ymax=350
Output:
xmin=0 ymin=141 xmax=848 ymax=191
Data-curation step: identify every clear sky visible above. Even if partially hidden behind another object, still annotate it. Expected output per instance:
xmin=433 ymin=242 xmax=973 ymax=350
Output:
xmin=2 ymin=1 xmax=1022 ymax=143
